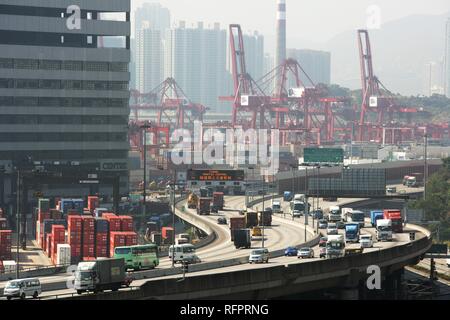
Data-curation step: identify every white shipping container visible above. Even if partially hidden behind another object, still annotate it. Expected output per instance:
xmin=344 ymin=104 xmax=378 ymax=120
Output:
xmin=3 ymin=260 xmax=17 ymax=273
xmin=56 ymin=244 xmax=71 ymax=266
xmin=36 ymin=221 xmax=40 ymax=241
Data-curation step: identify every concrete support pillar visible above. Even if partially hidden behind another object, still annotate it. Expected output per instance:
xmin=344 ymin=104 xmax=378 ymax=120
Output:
xmin=339 ymin=288 xmax=359 ymax=300
xmin=384 ymin=269 xmax=404 ymax=300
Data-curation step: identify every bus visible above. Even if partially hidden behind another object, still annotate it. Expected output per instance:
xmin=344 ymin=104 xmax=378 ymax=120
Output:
xmin=114 ymin=244 xmax=159 ymax=271
xmin=168 ymin=244 xmax=201 ymax=264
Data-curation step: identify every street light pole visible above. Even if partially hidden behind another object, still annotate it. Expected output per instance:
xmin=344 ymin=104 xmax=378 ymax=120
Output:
xmin=262 ymin=176 xmax=265 ymax=249
xmin=424 ymin=133 xmax=428 ymax=201
xmin=172 ymin=170 xmax=177 ymax=268
xmin=141 ymin=124 xmax=151 ymax=220
xmin=16 ymin=168 xmax=20 ymax=279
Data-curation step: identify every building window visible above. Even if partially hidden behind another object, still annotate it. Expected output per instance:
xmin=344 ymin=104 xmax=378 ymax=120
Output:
xmin=14 ymin=59 xmax=38 ymax=69
xmin=40 ymin=60 xmax=61 ymax=70
xmin=0 ymin=79 xmax=13 ymax=88
xmin=62 ymin=61 xmax=83 ymax=71
xmin=0 ymin=58 xmax=13 ymax=68
xmin=109 ymin=62 xmax=128 ymax=72
xmin=85 ymin=62 xmax=109 ymax=72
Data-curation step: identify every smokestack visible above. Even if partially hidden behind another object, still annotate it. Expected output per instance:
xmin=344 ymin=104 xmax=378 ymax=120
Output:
xmin=275 ymin=0 xmax=286 ymax=89
xmin=276 ymin=0 xmax=286 ymax=67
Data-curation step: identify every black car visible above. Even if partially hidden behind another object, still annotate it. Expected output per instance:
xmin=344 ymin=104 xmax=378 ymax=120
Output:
xmin=312 ymin=209 xmax=324 ymax=220
xmin=217 ymin=217 xmax=227 ymax=225
xmin=336 ymin=221 xmax=345 ymax=229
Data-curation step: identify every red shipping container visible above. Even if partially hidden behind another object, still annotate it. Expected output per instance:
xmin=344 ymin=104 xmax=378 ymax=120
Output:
xmin=107 ymin=217 xmax=121 ymax=232
xmin=70 ymin=244 xmax=81 ymax=257
xmin=82 ymin=244 xmax=95 ymax=257
xmin=51 ymin=225 xmax=65 ymax=236
xmin=82 ymin=231 xmax=95 ymax=244
xmin=125 ymin=232 xmax=138 ymax=246
xmin=0 ymin=230 xmax=12 ymax=241
xmin=95 ymin=245 xmax=108 ymax=258
xmin=68 ymin=232 xmax=82 ymax=244
xmin=82 ymin=216 xmax=95 ymax=231
xmin=68 ymin=216 xmax=82 ymax=230
xmin=95 ymin=232 xmax=108 ymax=245
xmin=88 ymin=196 xmax=99 ymax=211
xmin=161 ymin=227 xmax=174 ymax=240
xmin=109 ymin=232 xmax=126 ymax=257
xmin=119 ymin=216 xmax=133 ymax=232
xmin=46 ymin=234 xmax=52 ymax=257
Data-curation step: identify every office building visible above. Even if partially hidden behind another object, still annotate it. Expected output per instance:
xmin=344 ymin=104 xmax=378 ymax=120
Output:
xmin=133 ymin=3 xmax=170 ymax=93
xmin=0 ymin=0 xmax=131 ymax=202
xmin=243 ymin=32 xmax=265 ymax=81
xmin=165 ymin=22 xmax=227 ymax=112
xmin=134 ymin=2 xmax=170 ymax=36
xmin=135 ymin=26 xmax=163 ymax=93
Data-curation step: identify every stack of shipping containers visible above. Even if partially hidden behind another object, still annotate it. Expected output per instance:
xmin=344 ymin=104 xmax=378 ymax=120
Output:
xmin=82 ymin=216 xmax=95 ymax=260
xmin=32 ymin=198 xmax=139 ymax=265
xmin=50 ymin=225 xmax=65 ymax=265
xmin=0 ymin=230 xmax=12 ymax=260
xmin=68 ymin=215 xmax=82 ymax=264
xmin=95 ymin=218 xmax=109 ymax=258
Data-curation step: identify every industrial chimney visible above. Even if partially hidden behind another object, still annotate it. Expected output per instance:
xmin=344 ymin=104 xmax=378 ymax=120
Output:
xmin=275 ymin=0 xmax=286 ymax=89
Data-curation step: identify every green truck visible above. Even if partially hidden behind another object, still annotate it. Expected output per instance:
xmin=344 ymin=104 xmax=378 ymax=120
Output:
xmin=74 ymin=258 xmax=132 ymax=294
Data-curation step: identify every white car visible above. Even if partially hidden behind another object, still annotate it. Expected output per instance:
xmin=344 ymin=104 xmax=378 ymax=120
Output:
xmin=297 ymin=247 xmax=314 ymax=259
xmin=249 ymin=248 xmax=269 ymax=264
xmin=359 ymin=234 xmax=374 ymax=248
xmin=327 ymin=223 xmax=338 ymax=235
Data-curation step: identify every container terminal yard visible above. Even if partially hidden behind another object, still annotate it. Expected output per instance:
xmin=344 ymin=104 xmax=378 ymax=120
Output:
xmin=0 ymin=0 xmax=449 ymax=306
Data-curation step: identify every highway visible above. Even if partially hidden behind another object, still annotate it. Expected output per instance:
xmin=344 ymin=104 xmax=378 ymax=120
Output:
xmin=0 ymin=183 xmax=427 ymax=299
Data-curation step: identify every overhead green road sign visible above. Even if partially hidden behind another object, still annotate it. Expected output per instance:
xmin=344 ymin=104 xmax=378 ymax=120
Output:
xmin=304 ymin=147 xmax=344 ymax=164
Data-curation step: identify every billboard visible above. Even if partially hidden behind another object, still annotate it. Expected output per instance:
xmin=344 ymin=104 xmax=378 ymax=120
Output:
xmin=187 ymin=169 xmax=245 ymax=181
xmin=304 ymin=147 xmax=344 ymax=164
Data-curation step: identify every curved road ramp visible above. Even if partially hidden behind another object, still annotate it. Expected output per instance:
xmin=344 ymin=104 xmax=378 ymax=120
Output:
xmin=51 ymin=224 xmax=431 ymax=300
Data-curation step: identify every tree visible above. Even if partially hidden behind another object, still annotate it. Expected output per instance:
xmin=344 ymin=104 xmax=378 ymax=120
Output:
xmin=412 ymin=158 xmax=450 ymax=223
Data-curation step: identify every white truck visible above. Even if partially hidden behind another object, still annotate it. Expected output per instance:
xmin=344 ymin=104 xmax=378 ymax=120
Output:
xmin=326 ymin=234 xmax=345 ymax=259
xmin=294 ymin=194 xmax=306 ymax=202
xmin=341 ymin=207 xmax=353 ymax=222
xmin=290 ymin=200 xmax=305 ymax=217
xmin=328 ymin=206 xmax=342 ymax=222
xmin=376 ymin=219 xmax=393 ymax=241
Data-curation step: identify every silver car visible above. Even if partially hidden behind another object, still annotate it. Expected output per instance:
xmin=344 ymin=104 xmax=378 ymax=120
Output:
xmin=327 ymin=223 xmax=338 ymax=235
xmin=249 ymin=248 xmax=269 ymax=264
xmin=297 ymin=247 xmax=314 ymax=259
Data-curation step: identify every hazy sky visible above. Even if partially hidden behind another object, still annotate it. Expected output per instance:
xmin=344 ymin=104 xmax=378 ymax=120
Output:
xmin=132 ymin=0 xmax=450 ymax=44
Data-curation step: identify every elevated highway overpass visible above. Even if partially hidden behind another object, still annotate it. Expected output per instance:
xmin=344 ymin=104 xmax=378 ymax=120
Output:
xmin=0 ymin=160 xmax=439 ymax=299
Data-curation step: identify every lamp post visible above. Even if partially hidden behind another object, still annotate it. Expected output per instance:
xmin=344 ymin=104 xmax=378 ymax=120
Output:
xmin=246 ymin=166 xmax=255 ymax=208
xmin=171 ymin=170 xmax=177 ymax=268
xmin=262 ymin=178 xmax=265 ymax=249
xmin=424 ymin=133 xmax=428 ymax=201
xmin=140 ymin=123 xmax=152 ymax=220
xmin=15 ymin=168 xmax=20 ymax=279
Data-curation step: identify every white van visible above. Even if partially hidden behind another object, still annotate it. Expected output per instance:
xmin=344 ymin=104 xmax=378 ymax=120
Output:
xmin=169 ymin=244 xmax=201 ymax=264
xmin=3 ymin=278 xmax=41 ymax=300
